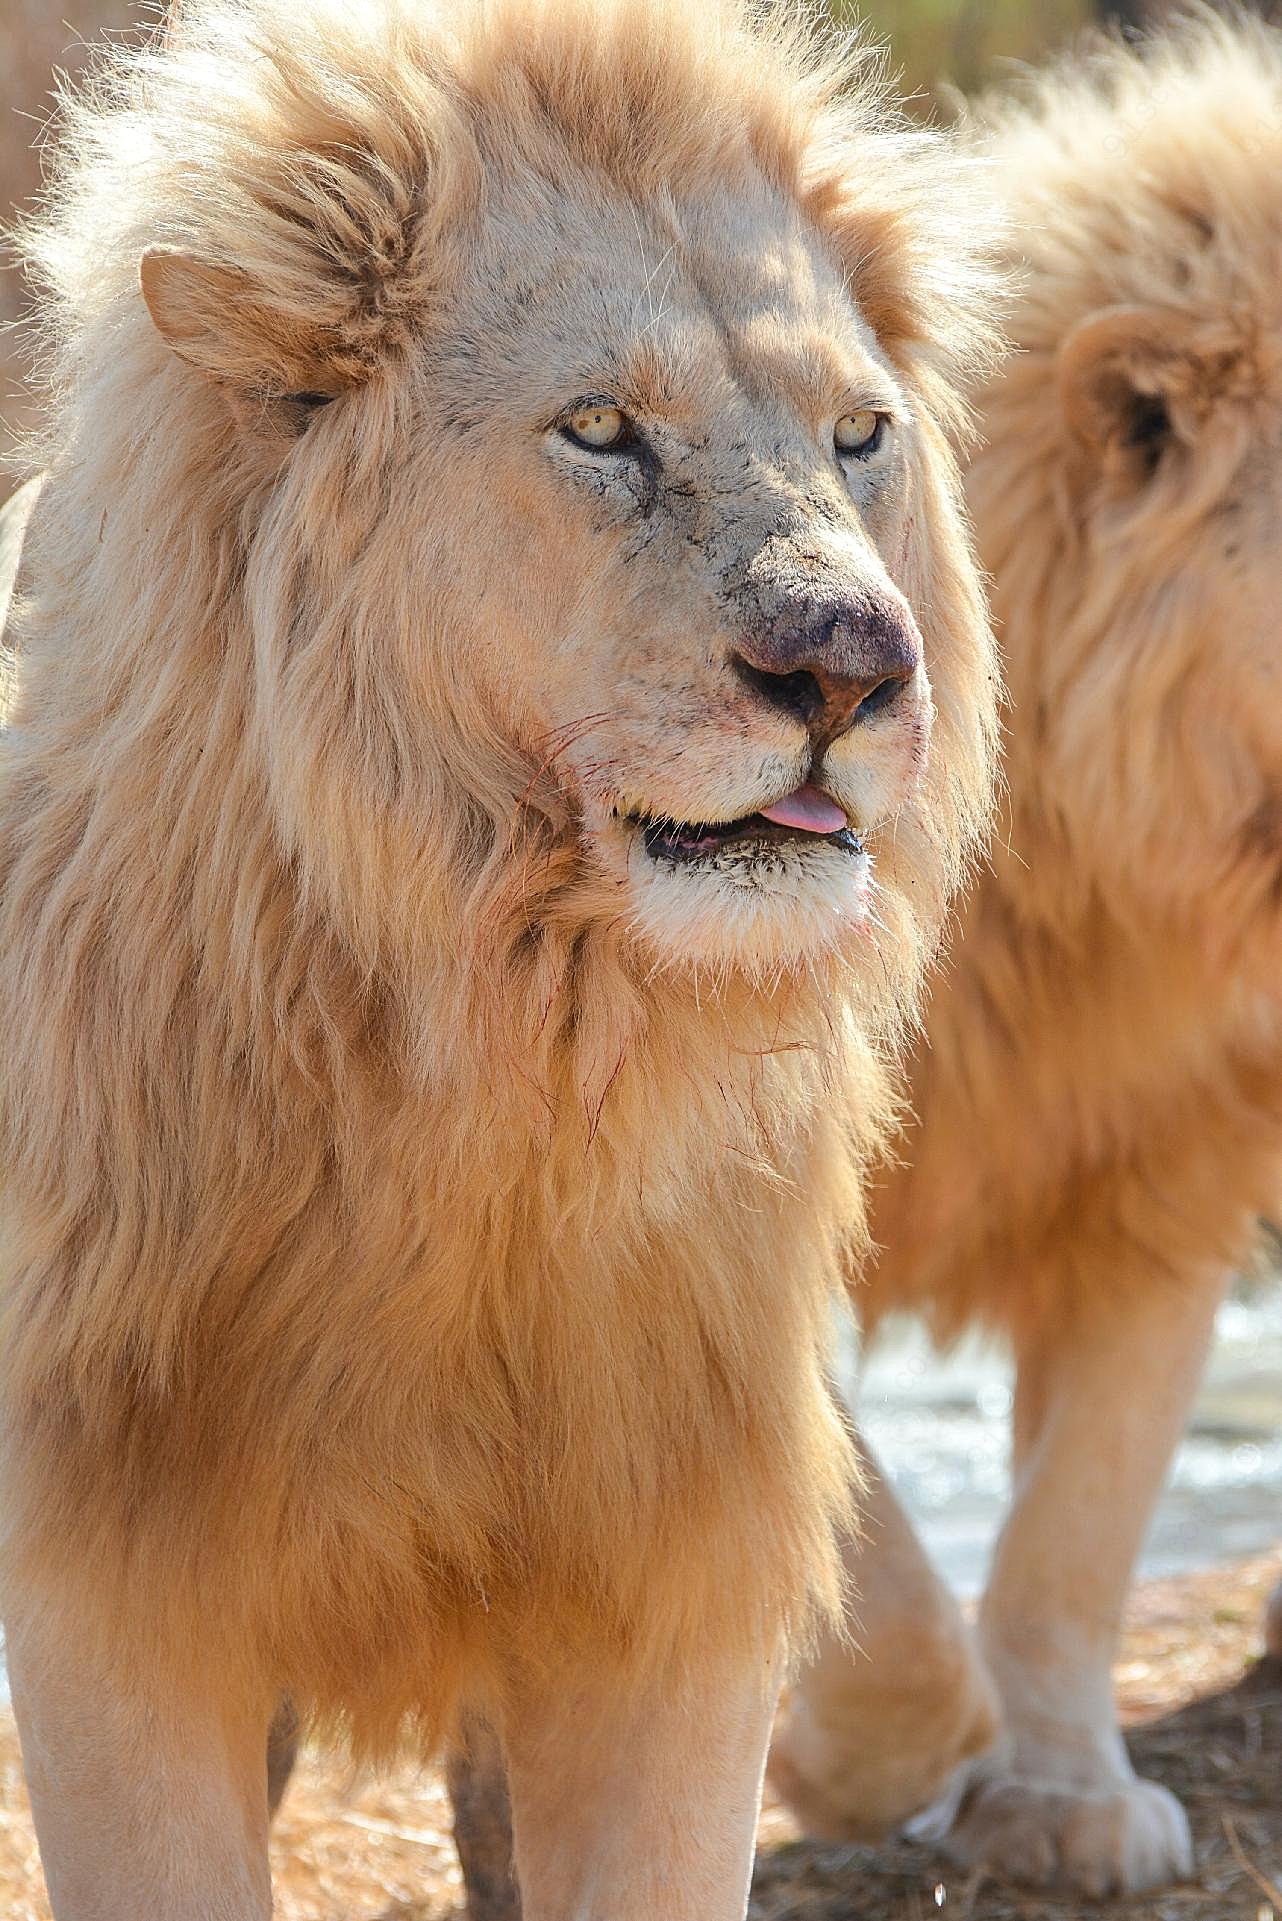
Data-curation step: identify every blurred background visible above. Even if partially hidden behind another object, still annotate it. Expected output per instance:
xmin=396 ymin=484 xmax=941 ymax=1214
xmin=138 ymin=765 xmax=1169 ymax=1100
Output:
xmin=855 ymin=0 xmax=1135 ymax=93
xmin=2 ymin=0 xmax=1281 ymax=1599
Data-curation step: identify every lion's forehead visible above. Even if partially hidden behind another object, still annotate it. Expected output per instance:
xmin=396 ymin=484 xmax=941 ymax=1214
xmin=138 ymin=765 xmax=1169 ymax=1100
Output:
xmin=451 ymin=174 xmax=894 ymax=437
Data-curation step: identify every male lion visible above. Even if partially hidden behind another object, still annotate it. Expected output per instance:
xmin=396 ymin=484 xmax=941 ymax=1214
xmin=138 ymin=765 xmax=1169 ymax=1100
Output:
xmin=0 ymin=0 xmax=999 ymax=1914
xmin=772 ymin=11 xmax=1282 ymax=1898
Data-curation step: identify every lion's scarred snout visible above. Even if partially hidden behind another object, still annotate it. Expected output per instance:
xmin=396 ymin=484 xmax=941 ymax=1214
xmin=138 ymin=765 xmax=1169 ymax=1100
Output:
xmin=730 ymin=595 xmax=921 ymax=753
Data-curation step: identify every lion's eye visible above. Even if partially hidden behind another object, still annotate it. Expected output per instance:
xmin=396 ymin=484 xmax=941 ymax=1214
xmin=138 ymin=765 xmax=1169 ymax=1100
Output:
xmin=564 ymin=403 xmax=631 ymax=451
xmin=835 ymin=410 xmax=887 ymax=458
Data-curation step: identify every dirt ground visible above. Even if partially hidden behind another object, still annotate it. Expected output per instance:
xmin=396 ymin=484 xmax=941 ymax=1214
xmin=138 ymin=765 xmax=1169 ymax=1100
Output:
xmin=0 ymin=1550 xmax=1276 ymax=1920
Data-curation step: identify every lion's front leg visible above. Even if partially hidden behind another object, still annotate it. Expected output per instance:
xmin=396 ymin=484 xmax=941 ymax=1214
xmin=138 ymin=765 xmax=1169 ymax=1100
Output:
xmin=500 ymin=1648 xmax=780 ymax=1921
xmin=7 ymin=1605 xmax=274 ymax=1920
xmin=925 ymin=1262 xmax=1226 ymax=1897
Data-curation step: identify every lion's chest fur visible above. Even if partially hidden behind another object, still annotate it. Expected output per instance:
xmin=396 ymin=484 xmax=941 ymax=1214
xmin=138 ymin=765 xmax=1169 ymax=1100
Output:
xmin=0 ymin=909 xmax=865 ymax=1737
xmin=224 ymin=1038 xmax=861 ymax=1739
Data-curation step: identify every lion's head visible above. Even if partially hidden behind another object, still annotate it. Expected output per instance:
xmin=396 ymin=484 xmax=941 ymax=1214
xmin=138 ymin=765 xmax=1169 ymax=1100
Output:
xmin=19 ymin=0 xmax=998 ymax=1015
xmin=970 ymin=13 xmax=1282 ymax=938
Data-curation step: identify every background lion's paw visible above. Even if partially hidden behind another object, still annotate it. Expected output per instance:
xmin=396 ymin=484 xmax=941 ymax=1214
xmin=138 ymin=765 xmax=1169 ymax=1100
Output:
xmin=915 ymin=1767 xmax=1193 ymax=1896
xmin=768 ymin=1705 xmax=965 ymax=1843
xmin=769 ymin=1649 xmax=999 ymax=1843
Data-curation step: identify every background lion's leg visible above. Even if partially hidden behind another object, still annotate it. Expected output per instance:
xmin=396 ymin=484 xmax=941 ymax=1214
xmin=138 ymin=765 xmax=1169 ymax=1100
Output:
xmin=501 ymin=1649 xmax=781 ymax=1920
xmin=769 ymin=1445 xmax=998 ymax=1838
xmin=447 ymin=1714 xmax=521 ymax=1921
xmin=928 ymin=1261 xmax=1226 ymax=1896
xmin=7 ymin=1608 xmax=273 ymax=1920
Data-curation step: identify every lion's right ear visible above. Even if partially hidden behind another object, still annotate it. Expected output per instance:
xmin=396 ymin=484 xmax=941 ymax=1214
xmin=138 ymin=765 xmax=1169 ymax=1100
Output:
xmin=140 ymin=248 xmax=347 ymax=404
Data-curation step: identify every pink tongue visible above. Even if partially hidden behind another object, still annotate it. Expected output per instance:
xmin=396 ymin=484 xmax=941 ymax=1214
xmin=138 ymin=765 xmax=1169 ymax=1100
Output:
xmin=757 ymin=783 xmax=848 ymax=836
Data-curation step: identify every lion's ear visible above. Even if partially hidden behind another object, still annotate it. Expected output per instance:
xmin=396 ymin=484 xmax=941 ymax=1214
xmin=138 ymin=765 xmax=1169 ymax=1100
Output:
xmin=1056 ymin=304 xmax=1196 ymax=482
xmin=140 ymin=248 xmax=348 ymax=403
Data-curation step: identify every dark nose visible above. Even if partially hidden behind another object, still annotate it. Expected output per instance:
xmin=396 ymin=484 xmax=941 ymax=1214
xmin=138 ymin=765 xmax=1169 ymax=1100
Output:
xmin=730 ymin=600 xmax=920 ymax=752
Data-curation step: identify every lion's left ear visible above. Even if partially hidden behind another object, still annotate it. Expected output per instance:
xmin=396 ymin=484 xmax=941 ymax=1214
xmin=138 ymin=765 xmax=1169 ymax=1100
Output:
xmin=1056 ymin=304 xmax=1199 ymax=482
xmin=140 ymin=248 xmax=348 ymax=404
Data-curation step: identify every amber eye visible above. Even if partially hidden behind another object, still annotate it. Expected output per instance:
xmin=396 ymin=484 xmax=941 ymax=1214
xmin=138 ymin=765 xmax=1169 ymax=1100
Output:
xmin=835 ymin=409 xmax=887 ymax=458
xmin=564 ymin=403 xmax=631 ymax=451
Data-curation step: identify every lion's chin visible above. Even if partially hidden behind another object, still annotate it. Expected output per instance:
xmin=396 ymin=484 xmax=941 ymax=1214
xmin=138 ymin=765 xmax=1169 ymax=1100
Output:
xmin=622 ymin=827 xmax=873 ymax=974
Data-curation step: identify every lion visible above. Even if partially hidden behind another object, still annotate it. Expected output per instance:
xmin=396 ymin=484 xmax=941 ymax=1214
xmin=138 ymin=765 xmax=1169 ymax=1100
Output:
xmin=771 ymin=11 xmax=1282 ymax=1898
xmin=0 ymin=0 xmax=1000 ymax=1913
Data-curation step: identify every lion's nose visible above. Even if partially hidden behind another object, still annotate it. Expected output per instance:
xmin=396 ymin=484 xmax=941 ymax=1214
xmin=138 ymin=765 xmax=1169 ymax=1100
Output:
xmin=730 ymin=600 xmax=920 ymax=752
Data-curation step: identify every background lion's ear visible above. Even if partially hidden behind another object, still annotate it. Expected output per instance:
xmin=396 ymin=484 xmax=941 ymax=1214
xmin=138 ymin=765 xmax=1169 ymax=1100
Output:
xmin=1056 ymin=304 xmax=1194 ymax=479
xmin=140 ymin=248 xmax=347 ymax=401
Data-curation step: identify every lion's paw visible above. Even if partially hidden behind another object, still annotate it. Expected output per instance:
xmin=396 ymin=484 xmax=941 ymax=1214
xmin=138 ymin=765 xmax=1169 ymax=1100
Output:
xmin=769 ymin=1649 xmax=999 ymax=1842
xmin=915 ymin=1769 xmax=1193 ymax=1897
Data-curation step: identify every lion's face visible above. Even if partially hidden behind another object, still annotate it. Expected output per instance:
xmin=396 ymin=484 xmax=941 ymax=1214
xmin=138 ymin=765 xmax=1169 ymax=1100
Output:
xmin=137 ymin=2 xmax=996 ymax=991
xmin=377 ymin=171 xmax=932 ymax=971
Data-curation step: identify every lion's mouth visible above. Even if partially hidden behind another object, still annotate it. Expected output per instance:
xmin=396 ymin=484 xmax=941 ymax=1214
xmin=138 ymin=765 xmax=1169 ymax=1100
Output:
xmin=633 ymin=784 xmax=865 ymax=866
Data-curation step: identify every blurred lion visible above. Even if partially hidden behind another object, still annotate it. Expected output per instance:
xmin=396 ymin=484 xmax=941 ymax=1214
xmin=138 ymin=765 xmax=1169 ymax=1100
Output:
xmin=773 ymin=12 xmax=1282 ymax=1897
xmin=0 ymin=0 xmax=999 ymax=1913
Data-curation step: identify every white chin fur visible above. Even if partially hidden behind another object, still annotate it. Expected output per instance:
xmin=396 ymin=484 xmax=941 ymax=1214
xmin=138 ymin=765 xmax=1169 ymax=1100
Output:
xmin=625 ymin=835 xmax=872 ymax=973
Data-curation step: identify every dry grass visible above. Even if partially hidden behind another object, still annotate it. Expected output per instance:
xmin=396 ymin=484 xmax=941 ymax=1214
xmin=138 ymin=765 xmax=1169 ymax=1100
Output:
xmin=0 ymin=1551 xmax=1276 ymax=1919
